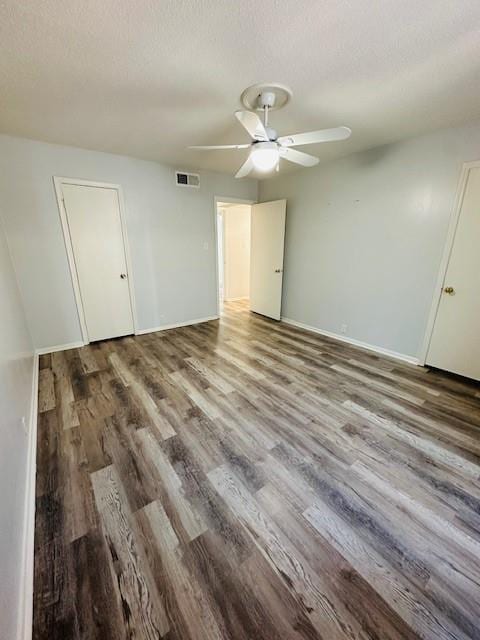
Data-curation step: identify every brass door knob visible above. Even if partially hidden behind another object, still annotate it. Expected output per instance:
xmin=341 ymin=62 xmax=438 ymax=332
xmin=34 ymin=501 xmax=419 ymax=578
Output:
xmin=443 ymin=286 xmax=455 ymax=294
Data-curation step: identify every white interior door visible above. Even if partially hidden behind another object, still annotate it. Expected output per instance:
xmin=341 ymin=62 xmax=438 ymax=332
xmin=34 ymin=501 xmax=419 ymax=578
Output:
xmin=62 ymin=184 xmax=134 ymax=342
xmin=250 ymin=199 xmax=286 ymax=320
xmin=427 ymin=166 xmax=480 ymax=380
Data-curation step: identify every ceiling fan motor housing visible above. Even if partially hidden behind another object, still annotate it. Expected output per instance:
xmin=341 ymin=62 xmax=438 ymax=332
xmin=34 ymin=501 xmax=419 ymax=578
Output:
xmin=265 ymin=126 xmax=277 ymax=141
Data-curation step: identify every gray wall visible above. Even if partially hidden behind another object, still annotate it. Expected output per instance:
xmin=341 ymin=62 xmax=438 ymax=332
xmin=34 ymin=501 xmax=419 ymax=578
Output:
xmin=0 ymin=135 xmax=257 ymax=350
xmin=0 ymin=216 xmax=34 ymax=640
xmin=260 ymin=119 xmax=480 ymax=359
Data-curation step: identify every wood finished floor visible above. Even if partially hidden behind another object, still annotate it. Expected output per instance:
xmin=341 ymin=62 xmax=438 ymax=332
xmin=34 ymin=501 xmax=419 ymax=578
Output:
xmin=34 ymin=300 xmax=480 ymax=640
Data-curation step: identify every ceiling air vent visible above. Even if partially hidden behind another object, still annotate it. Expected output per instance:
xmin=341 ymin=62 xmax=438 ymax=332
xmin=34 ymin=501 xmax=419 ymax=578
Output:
xmin=175 ymin=171 xmax=200 ymax=188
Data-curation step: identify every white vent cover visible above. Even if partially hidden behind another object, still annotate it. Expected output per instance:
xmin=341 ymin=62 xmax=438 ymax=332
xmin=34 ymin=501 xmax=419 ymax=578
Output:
xmin=175 ymin=171 xmax=200 ymax=188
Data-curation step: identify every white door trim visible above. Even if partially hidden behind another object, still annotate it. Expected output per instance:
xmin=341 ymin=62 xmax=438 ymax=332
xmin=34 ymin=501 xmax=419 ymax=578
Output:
xmin=213 ymin=195 xmax=256 ymax=316
xmin=53 ymin=176 xmax=138 ymax=345
xmin=418 ymin=159 xmax=480 ymax=365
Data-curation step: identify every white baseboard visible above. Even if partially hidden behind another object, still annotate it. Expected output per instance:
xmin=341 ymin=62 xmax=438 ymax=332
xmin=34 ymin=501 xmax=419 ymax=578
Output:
xmin=135 ymin=315 xmax=219 ymax=336
xmin=35 ymin=317 xmax=221 ymax=352
xmin=281 ymin=317 xmax=420 ymax=366
xmin=17 ymin=353 xmax=39 ymax=640
xmin=35 ymin=340 xmax=85 ymax=356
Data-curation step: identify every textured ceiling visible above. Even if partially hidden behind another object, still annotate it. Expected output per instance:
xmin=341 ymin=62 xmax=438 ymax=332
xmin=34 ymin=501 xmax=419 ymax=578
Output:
xmin=1 ymin=0 xmax=480 ymax=178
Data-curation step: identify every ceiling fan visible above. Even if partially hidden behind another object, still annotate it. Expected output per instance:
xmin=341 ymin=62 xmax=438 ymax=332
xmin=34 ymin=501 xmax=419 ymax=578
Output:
xmin=189 ymin=84 xmax=351 ymax=178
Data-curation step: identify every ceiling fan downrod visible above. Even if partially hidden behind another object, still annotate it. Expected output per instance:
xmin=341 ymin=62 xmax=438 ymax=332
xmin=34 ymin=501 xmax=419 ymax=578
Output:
xmin=258 ymin=90 xmax=277 ymax=130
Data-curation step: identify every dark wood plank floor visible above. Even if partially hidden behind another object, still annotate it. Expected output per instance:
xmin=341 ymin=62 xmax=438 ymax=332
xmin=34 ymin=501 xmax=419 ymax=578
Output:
xmin=34 ymin=300 xmax=480 ymax=639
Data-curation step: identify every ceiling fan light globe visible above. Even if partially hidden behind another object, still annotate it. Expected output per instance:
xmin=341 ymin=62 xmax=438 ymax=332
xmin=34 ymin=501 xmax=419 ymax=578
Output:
xmin=250 ymin=142 xmax=279 ymax=172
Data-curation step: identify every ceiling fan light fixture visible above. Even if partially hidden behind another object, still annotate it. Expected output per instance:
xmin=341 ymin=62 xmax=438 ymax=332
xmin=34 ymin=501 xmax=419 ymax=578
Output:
xmin=250 ymin=141 xmax=279 ymax=172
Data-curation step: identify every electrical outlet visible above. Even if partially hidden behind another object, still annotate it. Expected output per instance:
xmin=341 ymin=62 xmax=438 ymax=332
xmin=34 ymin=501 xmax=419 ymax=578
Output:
xmin=340 ymin=323 xmax=348 ymax=335
xmin=203 ymin=241 xmax=209 ymax=250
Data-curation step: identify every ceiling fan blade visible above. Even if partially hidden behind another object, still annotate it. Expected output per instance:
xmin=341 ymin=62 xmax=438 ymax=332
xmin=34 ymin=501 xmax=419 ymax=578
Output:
xmin=277 ymin=126 xmax=351 ymax=147
xmin=235 ymin=155 xmax=254 ymax=178
xmin=235 ymin=111 xmax=269 ymax=141
xmin=279 ymin=147 xmax=319 ymax=167
xmin=189 ymin=144 xmax=250 ymax=150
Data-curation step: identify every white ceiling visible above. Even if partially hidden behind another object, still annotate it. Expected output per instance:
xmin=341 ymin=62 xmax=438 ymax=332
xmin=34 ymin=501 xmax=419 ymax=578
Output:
xmin=1 ymin=0 xmax=480 ymax=178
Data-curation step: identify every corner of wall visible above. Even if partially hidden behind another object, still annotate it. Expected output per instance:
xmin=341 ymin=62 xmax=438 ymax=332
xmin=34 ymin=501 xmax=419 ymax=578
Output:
xmin=0 ymin=202 xmax=37 ymax=640
xmin=16 ymin=353 xmax=39 ymax=640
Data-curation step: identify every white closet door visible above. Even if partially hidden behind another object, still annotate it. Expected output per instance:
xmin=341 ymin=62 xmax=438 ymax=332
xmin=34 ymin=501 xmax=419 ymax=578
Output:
xmin=250 ymin=199 xmax=286 ymax=320
xmin=427 ymin=166 xmax=480 ymax=380
xmin=62 ymin=184 xmax=134 ymax=342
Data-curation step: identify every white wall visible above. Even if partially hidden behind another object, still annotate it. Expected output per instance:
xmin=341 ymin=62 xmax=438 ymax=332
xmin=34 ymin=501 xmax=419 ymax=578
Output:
xmin=0 ymin=135 xmax=257 ymax=351
xmin=260 ymin=119 xmax=480 ymax=360
xmin=223 ymin=205 xmax=251 ymax=300
xmin=0 ymin=216 xmax=34 ymax=640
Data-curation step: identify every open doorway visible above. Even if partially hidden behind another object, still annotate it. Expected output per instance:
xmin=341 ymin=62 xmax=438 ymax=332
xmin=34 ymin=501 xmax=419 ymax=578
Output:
xmin=216 ymin=200 xmax=252 ymax=313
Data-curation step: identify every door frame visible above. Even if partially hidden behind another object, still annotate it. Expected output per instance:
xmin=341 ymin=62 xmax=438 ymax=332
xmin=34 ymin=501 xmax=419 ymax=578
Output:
xmin=213 ymin=195 xmax=256 ymax=316
xmin=53 ymin=176 xmax=138 ymax=345
xmin=419 ymin=159 xmax=480 ymax=365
